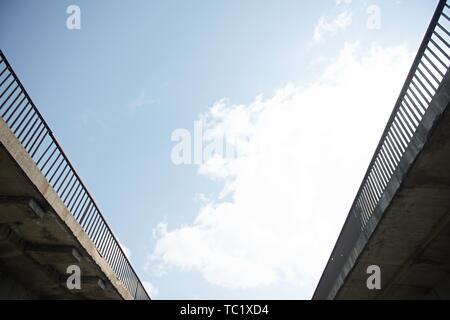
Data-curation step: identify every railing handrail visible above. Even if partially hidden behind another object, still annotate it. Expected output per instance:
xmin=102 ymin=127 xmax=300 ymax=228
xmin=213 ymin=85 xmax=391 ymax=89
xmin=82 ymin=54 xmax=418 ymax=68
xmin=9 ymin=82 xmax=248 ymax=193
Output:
xmin=0 ymin=50 xmax=150 ymax=300
xmin=313 ymin=0 xmax=450 ymax=299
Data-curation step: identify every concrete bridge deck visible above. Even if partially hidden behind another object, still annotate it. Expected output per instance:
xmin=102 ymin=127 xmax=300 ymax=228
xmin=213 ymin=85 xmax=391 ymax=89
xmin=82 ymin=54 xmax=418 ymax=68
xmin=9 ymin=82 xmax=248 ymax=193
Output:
xmin=336 ymin=76 xmax=450 ymax=299
xmin=314 ymin=0 xmax=450 ymax=300
xmin=0 ymin=50 xmax=149 ymax=299
xmin=0 ymin=117 xmax=130 ymax=299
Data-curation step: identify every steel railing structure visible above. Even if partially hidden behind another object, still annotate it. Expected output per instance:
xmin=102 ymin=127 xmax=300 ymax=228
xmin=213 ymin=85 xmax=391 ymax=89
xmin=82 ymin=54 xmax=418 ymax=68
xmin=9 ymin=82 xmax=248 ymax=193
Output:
xmin=314 ymin=0 xmax=450 ymax=299
xmin=0 ymin=50 xmax=150 ymax=300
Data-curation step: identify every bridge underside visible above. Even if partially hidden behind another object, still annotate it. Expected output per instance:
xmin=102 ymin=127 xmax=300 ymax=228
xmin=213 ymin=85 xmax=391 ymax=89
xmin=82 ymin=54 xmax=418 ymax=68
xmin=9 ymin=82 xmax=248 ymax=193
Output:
xmin=336 ymin=99 xmax=450 ymax=299
xmin=0 ymin=119 xmax=124 ymax=299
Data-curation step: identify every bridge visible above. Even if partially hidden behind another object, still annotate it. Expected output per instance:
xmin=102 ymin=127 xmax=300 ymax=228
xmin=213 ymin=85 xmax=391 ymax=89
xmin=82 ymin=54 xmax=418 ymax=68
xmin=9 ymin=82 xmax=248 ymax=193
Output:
xmin=314 ymin=0 xmax=450 ymax=299
xmin=0 ymin=50 xmax=149 ymax=299
xmin=1 ymin=1 xmax=449 ymax=302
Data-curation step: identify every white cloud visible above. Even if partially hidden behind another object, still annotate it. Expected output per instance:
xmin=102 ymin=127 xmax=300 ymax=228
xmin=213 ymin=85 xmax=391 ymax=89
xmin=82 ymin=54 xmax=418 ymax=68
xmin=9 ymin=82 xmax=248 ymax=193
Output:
xmin=336 ymin=0 xmax=352 ymax=6
xmin=126 ymin=90 xmax=158 ymax=110
xmin=143 ymin=281 xmax=159 ymax=298
xmin=313 ymin=11 xmax=353 ymax=43
xmin=152 ymin=42 xmax=413 ymax=297
xmin=119 ymin=241 xmax=132 ymax=259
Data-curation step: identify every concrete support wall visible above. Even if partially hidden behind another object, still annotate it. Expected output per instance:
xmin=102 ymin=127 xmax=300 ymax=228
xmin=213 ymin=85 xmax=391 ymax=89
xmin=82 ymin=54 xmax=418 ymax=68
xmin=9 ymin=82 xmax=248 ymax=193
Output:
xmin=0 ymin=264 xmax=36 ymax=299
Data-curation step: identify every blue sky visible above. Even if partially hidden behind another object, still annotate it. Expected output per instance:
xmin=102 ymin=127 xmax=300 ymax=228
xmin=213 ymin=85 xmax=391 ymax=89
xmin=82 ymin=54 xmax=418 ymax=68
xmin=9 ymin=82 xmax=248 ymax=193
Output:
xmin=0 ymin=0 xmax=439 ymax=299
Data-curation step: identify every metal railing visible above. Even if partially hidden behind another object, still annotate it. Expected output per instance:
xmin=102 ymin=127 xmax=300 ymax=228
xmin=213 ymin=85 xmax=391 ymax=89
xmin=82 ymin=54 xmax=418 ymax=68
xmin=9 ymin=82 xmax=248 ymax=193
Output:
xmin=314 ymin=0 xmax=450 ymax=299
xmin=0 ymin=50 xmax=150 ymax=300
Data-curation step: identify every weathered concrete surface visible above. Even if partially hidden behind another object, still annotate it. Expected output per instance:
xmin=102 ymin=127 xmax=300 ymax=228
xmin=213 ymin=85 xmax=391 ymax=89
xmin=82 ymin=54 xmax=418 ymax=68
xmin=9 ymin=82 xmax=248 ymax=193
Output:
xmin=0 ymin=263 xmax=36 ymax=299
xmin=0 ymin=117 xmax=132 ymax=299
xmin=335 ymin=89 xmax=450 ymax=299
